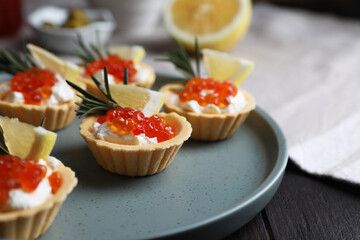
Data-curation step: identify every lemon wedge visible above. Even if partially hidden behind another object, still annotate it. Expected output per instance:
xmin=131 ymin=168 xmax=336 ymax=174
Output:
xmin=103 ymin=85 xmax=164 ymax=117
xmin=27 ymin=43 xmax=80 ymax=82
xmin=0 ymin=116 xmax=57 ymax=161
xmin=202 ymin=48 xmax=254 ymax=86
xmin=163 ymin=0 xmax=252 ymax=51
xmin=108 ymin=45 xmax=146 ymax=64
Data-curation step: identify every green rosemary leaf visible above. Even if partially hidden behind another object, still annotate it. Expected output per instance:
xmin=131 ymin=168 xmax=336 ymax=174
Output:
xmin=91 ymin=75 xmax=101 ymax=88
xmin=124 ymin=68 xmax=128 ymax=85
xmin=0 ymin=49 xmax=23 ymax=73
xmin=91 ymin=44 xmax=104 ymax=60
xmin=195 ymin=37 xmax=201 ymax=77
xmin=157 ymin=39 xmax=196 ymax=78
xmin=74 ymin=51 xmax=92 ymax=65
xmin=76 ymin=94 xmax=109 ymax=107
xmin=103 ymin=66 xmax=115 ymax=103
xmin=40 ymin=117 xmax=46 ymax=127
xmin=66 ymin=80 xmax=106 ymax=104
xmin=66 ymin=68 xmax=119 ymax=118
xmin=76 ymin=34 xmax=96 ymax=64
xmin=0 ymin=125 xmax=9 ymax=155
xmin=76 ymin=106 xmax=109 ymax=117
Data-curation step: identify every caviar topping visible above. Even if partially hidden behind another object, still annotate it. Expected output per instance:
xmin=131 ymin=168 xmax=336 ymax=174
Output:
xmin=97 ymin=107 xmax=175 ymax=143
xmin=85 ymin=54 xmax=137 ymax=83
xmin=0 ymin=155 xmax=62 ymax=207
xmin=179 ymin=77 xmax=238 ymax=107
xmin=10 ymin=67 xmax=58 ymax=105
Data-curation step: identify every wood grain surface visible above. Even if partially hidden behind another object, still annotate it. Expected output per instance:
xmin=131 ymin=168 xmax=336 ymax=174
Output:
xmin=224 ymin=160 xmax=360 ymax=239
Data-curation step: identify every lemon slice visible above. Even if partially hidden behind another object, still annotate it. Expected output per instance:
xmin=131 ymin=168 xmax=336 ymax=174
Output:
xmin=27 ymin=43 xmax=80 ymax=82
xmin=0 ymin=116 xmax=57 ymax=161
xmin=202 ymin=48 xmax=254 ymax=86
xmin=108 ymin=45 xmax=146 ymax=64
xmin=103 ymin=85 xmax=164 ymax=117
xmin=163 ymin=0 xmax=252 ymax=51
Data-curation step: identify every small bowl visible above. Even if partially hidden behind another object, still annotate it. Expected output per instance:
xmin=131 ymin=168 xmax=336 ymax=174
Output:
xmin=27 ymin=6 xmax=116 ymax=54
xmin=87 ymin=0 xmax=165 ymax=36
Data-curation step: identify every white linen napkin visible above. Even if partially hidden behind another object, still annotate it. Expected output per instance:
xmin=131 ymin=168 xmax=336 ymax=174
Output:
xmin=238 ymin=3 xmax=360 ymax=184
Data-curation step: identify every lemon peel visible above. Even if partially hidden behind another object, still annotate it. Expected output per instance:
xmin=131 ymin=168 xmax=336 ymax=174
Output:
xmin=108 ymin=45 xmax=146 ymax=64
xmin=0 ymin=116 xmax=57 ymax=161
xmin=163 ymin=0 xmax=252 ymax=52
xmin=202 ymin=48 xmax=254 ymax=86
xmin=102 ymin=84 xmax=165 ymax=117
xmin=27 ymin=43 xmax=80 ymax=82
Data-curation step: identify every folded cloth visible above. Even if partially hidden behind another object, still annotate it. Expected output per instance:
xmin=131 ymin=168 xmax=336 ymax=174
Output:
xmin=238 ymin=3 xmax=360 ymax=184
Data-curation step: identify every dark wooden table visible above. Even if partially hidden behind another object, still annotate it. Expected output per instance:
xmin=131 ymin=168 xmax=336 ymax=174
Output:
xmin=224 ymin=160 xmax=360 ymax=239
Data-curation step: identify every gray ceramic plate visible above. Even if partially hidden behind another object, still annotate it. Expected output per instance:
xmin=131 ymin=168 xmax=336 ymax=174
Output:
xmin=36 ymin=106 xmax=287 ymax=240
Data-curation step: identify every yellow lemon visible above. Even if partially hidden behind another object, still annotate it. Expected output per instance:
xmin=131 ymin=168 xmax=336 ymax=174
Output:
xmin=202 ymin=48 xmax=254 ymax=86
xmin=108 ymin=45 xmax=146 ymax=64
xmin=163 ymin=0 xmax=252 ymax=52
xmin=27 ymin=43 xmax=80 ymax=82
xmin=0 ymin=116 xmax=57 ymax=161
xmin=103 ymin=85 xmax=165 ymax=117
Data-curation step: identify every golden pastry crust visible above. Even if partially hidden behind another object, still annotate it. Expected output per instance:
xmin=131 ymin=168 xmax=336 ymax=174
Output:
xmin=159 ymin=82 xmax=256 ymax=141
xmin=0 ymin=161 xmax=77 ymax=240
xmin=79 ymin=112 xmax=192 ymax=176
xmin=77 ymin=63 xmax=156 ymax=100
xmin=0 ymin=80 xmax=83 ymax=131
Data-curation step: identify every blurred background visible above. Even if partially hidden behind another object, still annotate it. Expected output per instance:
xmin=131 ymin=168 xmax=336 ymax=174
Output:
xmin=1 ymin=0 xmax=360 ymax=48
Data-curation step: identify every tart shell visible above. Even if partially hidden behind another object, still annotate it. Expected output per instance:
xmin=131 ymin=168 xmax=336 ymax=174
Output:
xmin=0 ymin=81 xmax=84 ymax=131
xmin=0 ymin=161 xmax=77 ymax=240
xmin=79 ymin=112 xmax=192 ymax=177
xmin=77 ymin=63 xmax=156 ymax=101
xmin=159 ymin=82 xmax=256 ymax=141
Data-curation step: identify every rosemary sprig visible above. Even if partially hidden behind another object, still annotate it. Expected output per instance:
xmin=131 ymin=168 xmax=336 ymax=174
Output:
xmin=195 ymin=37 xmax=201 ymax=77
xmin=157 ymin=38 xmax=201 ymax=79
xmin=40 ymin=117 xmax=46 ymax=127
xmin=75 ymin=34 xmax=106 ymax=66
xmin=0 ymin=48 xmax=36 ymax=75
xmin=0 ymin=125 xmax=9 ymax=155
xmin=66 ymin=66 xmax=119 ymax=117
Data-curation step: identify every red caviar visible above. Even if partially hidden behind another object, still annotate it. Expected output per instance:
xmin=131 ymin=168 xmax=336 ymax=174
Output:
xmin=179 ymin=77 xmax=238 ymax=108
xmin=48 ymin=172 xmax=62 ymax=194
xmin=10 ymin=67 xmax=58 ymax=105
xmin=0 ymin=155 xmax=62 ymax=207
xmin=97 ymin=107 xmax=175 ymax=143
xmin=85 ymin=54 xmax=137 ymax=83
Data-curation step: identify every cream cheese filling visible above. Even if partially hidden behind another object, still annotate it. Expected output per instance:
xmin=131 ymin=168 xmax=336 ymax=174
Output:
xmin=171 ymin=90 xmax=247 ymax=114
xmin=6 ymin=157 xmax=60 ymax=210
xmin=93 ymin=122 xmax=158 ymax=145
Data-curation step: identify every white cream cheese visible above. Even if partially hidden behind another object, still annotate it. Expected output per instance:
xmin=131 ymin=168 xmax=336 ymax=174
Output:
xmin=93 ymin=64 xmax=149 ymax=84
xmin=93 ymin=70 xmax=116 ymax=84
xmin=134 ymin=64 xmax=150 ymax=83
xmin=171 ymin=90 xmax=248 ymax=114
xmin=6 ymin=157 xmax=59 ymax=210
xmin=1 ymin=74 xmax=74 ymax=105
xmin=93 ymin=122 xmax=158 ymax=145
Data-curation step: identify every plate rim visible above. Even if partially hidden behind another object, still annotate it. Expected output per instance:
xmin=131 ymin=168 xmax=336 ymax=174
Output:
xmin=141 ymin=106 xmax=288 ymax=239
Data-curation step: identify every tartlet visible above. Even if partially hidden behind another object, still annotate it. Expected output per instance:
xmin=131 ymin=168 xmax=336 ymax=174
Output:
xmin=74 ymin=38 xmax=156 ymax=99
xmin=68 ymin=68 xmax=192 ymax=176
xmin=160 ymin=82 xmax=255 ymax=141
xmin=0 ymin=162 xmax=77 ymax=240
xmin=78 ymin=62 xmax=155 ymax=100
xmin=159 ymin=40 xmax=256 ymax=141
xmin=0 ymin=116 xmax=77 ymax=240
xmin=0 ymin=81 xmax=82 ymax=131
xmin=0 ymin=45 xmax=83 ymax=131
xmin=80 ymin=112 xmax=191 ymax=176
